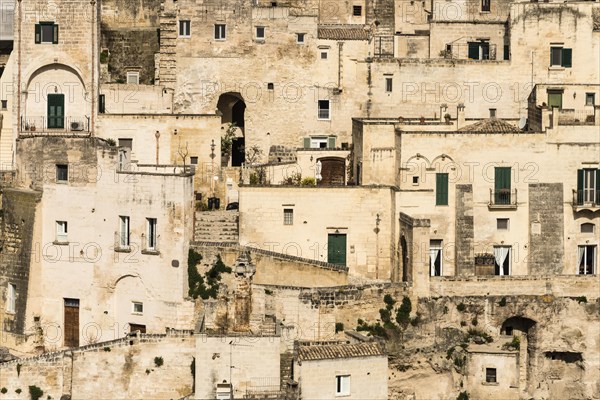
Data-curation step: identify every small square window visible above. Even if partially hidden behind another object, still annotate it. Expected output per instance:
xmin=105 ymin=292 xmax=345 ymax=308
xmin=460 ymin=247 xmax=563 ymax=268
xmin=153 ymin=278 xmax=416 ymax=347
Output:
xmin=6 ymin=283 xmax=16 ymax=313
xmin=56 ymin=221 xmax=68 ymax=243
xmin=296 ymin=33 xmax=305 ymax=44
xmin=190 ymin=156 xmax=198 ymax=165
xmin=267 ymin=83 xmax=274 ymax=90
xmin=318 ymin=100 xmax=330 ymax=120
xmin=119 ymin=216 xmax=130 ymax=248
xmin=585 ymin=93 xmax=595 ymax=106
xmin=283 ymin=209 xmax=293 ymax=225
xmin=35 ymin=22 xmax=58 ymax=44
xmin=56 ymin=164 xmax=68 ymax=182
xmin=126 ymin=72 xmax=139 ymax=85
xmin=353 ymin=5 xmax=362 ymax=16
xmin=132 ymin=302 xmax=143 ymax=314
xmin=385 ymin=77 xmax=393 ymax=93
xmin=146 ymin=218 xmax=157 ymax=250
xmin=179 ymin=20 xmax=191 ymax=37
xmin=1 ymin=100 xmax=7 ymax=110
xmin=335 ymin=375 xmax=350 ymax=396
xmin=412 ymin=176 xmax=419 ymax=185
xmin=256 ymin=26 xmax=265 ymax=39
xmin=215 ymin=24 xmax=226 ymax=40
xmin=581 ymin=223 xmax=595 ymax=234
xmin=320 ymin=51 xmax=328 ymax=60
xmin=497 ymin=218 xmax=509 ymax=230
xmin=485 ymin=368 xmax=497 ymax=383
xmin=481 ymin=0 xmax=491 ymax=12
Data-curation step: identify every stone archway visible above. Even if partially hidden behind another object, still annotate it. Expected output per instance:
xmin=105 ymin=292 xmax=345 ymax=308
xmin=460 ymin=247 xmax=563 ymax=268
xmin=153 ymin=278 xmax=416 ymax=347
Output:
xmin=501 ymin=316 xmax=537 ymax=395
xmin=217 ymin=92 xmax=246 ymax=167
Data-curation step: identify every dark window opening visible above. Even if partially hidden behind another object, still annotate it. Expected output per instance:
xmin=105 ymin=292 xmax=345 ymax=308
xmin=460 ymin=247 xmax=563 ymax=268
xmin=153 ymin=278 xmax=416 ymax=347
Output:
xmin=544 ymin=351 xmax=583 ymax=363
xmin=35 ymin=22 xmax=59 ymax=44
xmin=353 ymin=5 xmax=362 ymax=16
xmin=482 ymin=0 xmax=491 ymax=11
xmin=56 ymin=164 xmax=68 ymax=182
xmin=485 ymin=368 xmax=497 ymax=383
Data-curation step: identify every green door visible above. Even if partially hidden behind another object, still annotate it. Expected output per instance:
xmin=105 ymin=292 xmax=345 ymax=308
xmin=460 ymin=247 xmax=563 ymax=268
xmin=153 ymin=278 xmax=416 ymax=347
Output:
xmin=547 ymin=91 xmax=562 ymax=110
xmin=327 ymin=234 xmax=347 ymax=265
xmin=494 ymin=167 xmax=511 ymax=204
xmin=48 ymin=94 xmax=64 ymax=129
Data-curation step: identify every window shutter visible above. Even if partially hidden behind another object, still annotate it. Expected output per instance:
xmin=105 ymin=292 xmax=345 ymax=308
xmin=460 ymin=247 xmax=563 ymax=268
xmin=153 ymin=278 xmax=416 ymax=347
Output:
xmin=576 ymin=169 xmax=583 ymax=204
xmin=303 ymin=137 xmax=310 ymax=149
xmin=561 ymin=48 xmax=572 ymax=68
xmin=596 ymin=170 xmax=600 ymax=204
xmin=35 ymin=24 xmax=41 ymax=43
xmin=53 ymin=24 xmax=59 ymax=44
xmin=468 ymin=43 xmax=479 ymax=60
xmin=436 ymin=173 xmax=448 ymax=205
xmin=327 ymin=137 xmax=336 ymax=149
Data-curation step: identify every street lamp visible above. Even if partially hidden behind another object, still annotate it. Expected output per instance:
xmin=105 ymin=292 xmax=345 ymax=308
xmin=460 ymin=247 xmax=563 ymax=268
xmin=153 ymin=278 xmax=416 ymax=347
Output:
xmin=154 ymin=130 xmax=161 ymax=169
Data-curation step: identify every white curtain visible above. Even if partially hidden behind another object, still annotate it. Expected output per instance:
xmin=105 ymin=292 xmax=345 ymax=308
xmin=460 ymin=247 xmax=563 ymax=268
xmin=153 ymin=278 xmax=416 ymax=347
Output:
xmin=429 ymin=249 xmax=439 ymax=276
xmin=494 ymin=247 xmax=510 ymax=275
xmin=578 ymin=246 xmax=585 ymax=274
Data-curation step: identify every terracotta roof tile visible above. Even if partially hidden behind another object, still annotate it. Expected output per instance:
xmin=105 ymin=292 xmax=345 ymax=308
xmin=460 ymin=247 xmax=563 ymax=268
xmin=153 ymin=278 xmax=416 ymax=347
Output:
xmin=297 ymin=342 xmax=385 ymax=361
xmin=318 ymin=25 xmax=371 ymax=41
xmin=458 ymin=118 xmax=521 ymax=133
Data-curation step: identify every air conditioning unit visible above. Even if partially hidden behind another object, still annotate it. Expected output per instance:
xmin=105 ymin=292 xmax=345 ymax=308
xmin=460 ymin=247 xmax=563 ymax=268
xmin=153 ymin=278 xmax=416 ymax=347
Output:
xmin=71 ymin=121 xmax=84 ymax=131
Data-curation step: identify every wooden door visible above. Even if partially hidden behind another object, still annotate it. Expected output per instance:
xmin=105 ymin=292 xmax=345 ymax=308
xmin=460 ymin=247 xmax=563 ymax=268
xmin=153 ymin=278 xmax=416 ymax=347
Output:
xmin=48 ymin=94 xmax=65 ymax=129
xmin=318 ymin=157 xmax=345 ymax=186
xmin=327 ymin=234 xmax=347 ymax=266
xmin=64 ymin=298 xmax=79 ymax=348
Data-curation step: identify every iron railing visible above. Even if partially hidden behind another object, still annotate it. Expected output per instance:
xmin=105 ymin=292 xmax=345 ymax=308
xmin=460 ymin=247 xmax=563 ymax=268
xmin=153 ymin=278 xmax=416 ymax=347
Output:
xmin=573 ymin=189 xmax=600 ymax=207
xmin=20 ymin=116 xmax=90 ymax=134
xmin=489 ymin=188 xmax=517 ymax=206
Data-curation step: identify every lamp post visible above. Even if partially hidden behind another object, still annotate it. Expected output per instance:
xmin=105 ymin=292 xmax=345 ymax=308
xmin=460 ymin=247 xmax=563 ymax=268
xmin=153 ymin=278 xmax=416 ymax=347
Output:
xmin=154 ymin=130 xmax=160 ymax=169
xmin=210 ymin=139 xmax=216 ymax=197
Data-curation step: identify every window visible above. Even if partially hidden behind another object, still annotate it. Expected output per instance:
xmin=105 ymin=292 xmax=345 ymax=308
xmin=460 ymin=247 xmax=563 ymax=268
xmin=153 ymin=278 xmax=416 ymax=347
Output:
xmin=1 ymin=100 xmax=7 ymax=110
xmin=547 ymin=90 xmax=563 ymax=110
xmin=485 ymin=368 xmax=497 ymax=383
xmin=6 ymin=283 xmax=16 ymax=313
xmin=550 ymin=46 xmax=572 ymax=67
xmin=132 ymin=302 xmax=144 ymax=314
xmin=412 ymin=176 xmax=419 ymax=185
xmin=56 ymin=164 xmax=68 ymax=182
xmin=56 ymin=221 xmax=68 ymax=243
xmin=578 ymin=245 xmax=596 ymax=275
xmin=385 ymin=77 xmax=393 ymax=93
xmin=126 ymin=72 xmax=139 ymax=85
xmin=284 ymin=209 xmax=293 ymax=225
xmin=318 ymin=100 xmax=330 ymax=120
xmin=215 ymin=24 xmax=226 ymax=40
xmin=256 ymin=26 xmax=265 ymax=40
xmin=35 ymin=22 xmax=58 ymax=44
xmin=436 ymin=173 xmax=448 ymax=205
xmin=585 ymin=93 xmax=595 ymax=106
xmin=576 ymin=169 xmax=599 ymax=205
xmin=296 ymin=33 xmax=305 ymax=44
xmin=493 ymin=246 xmax=511 ymax=275
xmin=493 ymin=167 xmax=511 ymax=205
xmin=481 ymin=0 xmax=491 ymax=11
xmin=581 ymin=223 xmax=595 ymax=234
xmin=119 ymin=216 xmax=130 ymax=248
xmin=468 ymin=41 xmax=490 ymax=60
xmin=430 ymin=240 xmax=442 ymax=276
xmin=146 ymin=218 xmax=157 ymax=250
xmin=503 ymin=45 xmax=510 ymax=61
xmin=304 ymin=136 xmax=335 ymax=149
xmin=179 ymin=20 xmax=191 ymax=37
xmin=98 ymin=94 xmax=105 ymax=114
xmin=320 ymin=51 xmax=328 ymax=60
xmin=267 ymin=82 xmax=274 ymax=90
xmin=335 ymin=375 xmax=350 ymax=396
xmin=497 ymin=218 xmax=509 ymax=230
xmin=190 ymin=156 xmax=198 ymax=165
xmin=353 ymin=5 xmax=362 ymax=16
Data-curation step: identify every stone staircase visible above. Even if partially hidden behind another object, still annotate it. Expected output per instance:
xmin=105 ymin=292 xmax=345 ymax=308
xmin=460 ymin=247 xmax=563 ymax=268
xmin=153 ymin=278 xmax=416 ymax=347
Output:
xmin=194 ymin=211 xmax=239 ymax=243
xmin=280 ymin=351 xmax=294 ymax=387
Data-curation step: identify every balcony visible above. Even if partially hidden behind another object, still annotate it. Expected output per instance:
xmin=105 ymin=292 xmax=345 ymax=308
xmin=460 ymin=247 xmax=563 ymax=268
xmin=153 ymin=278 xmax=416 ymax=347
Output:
xmin=488 ymin=189 xmax=517 ymax=210
xmin=20 ymin=116 xmax=91 ymax=137
xmin=572 ymin=189 xmax=600 ymax=212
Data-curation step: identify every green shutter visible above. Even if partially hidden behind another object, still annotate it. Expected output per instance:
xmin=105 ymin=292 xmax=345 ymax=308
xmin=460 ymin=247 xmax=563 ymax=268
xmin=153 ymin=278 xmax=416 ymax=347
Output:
xmin=561 ymin=48 xmax=572 ymax=68
xmin=303 ymin=137 xmax=310 ymax=149
xmin=468 ymin=42 xmax=479 ymax=60
xmin=327 ymin=234 xmax=347 ymax=266
xmin=494 ymin=167 xmax=511 ymax=204
xmin=503 ymin=45 xmax=509 ymax=61
xmin=35 ymin=24 xmax=41 ymax=43
xmin=53 ymin=24 xmax=59 ymax=44
xmin=327 ymin=137 xmax=336 ymax=149
xmin=596 ymin=169 xmax=600 ymax=204
xmin=436 ymin=173 xmax=448 ymax=206
xmin=576 ymin=169 xmax=583 ymax=205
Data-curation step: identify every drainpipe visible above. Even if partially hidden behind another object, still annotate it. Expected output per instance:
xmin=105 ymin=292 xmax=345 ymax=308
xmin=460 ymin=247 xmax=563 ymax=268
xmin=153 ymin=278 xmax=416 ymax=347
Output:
xmin=90 ymin=0 xmax=96 ymax=135
xmin=337 ymin=42 xmax=343 ymax=90
xmin=17 ymin=0 xmax=22 ymax=141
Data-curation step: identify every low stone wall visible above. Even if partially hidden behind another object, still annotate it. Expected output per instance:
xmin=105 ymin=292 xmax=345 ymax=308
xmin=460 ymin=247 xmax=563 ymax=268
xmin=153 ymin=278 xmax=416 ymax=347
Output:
xmin=0 ymin=332 xmax=196 ymax=400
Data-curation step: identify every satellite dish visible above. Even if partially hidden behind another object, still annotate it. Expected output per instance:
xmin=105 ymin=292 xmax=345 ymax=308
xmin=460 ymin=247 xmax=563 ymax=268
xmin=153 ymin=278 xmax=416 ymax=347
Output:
xmin=518 ymin=117 xmax=527 ymax=130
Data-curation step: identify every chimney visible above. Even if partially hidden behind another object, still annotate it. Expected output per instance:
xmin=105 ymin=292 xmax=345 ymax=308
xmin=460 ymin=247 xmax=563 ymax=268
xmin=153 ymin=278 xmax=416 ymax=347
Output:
xmin=456 ymin=104 xmax=465 ymax=129
xmin=489 ymin=108 xmax=497 ymax=118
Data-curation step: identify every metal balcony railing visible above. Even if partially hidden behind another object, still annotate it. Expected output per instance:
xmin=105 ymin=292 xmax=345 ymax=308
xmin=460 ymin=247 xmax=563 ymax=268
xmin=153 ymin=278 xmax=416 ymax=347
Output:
xmin=489 ymin=188 xmax=517 ymax=207
xmin=20 ymin=116 xmax=90 ymax=135
xmin=573 ymin=189 xmax=600 ymax=208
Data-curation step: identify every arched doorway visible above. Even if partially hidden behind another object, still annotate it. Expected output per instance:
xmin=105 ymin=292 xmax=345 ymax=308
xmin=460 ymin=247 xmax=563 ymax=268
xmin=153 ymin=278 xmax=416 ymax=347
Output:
xmin=217 ymin=93 xmax=246 ymax=167
xmin=500 ymin=316 xmax=537 ymax=393
xmin=401 ymin=236 xmax=409 ymax=282
xmin=317 ymin=157 xmax=345 ymax=186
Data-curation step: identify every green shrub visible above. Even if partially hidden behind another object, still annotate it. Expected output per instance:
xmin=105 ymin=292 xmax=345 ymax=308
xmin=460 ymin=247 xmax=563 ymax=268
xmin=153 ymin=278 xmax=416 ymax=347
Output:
xmin=335 ymin=323 xmax=344 ymax=333
xmin=28 ymin=386 xmax=44 ymax=400
xmin=467 ymin=328 xmax=493 ymax=343
xmin=379 ymin=308 xmax=391 ymax=324
xmin=570 ymin=296 xmax=587 ymax=304
xmin=395 ymin=297 xmax=412 ymax=327
xmin=471 ymin=318 xmax=478 ymax=326
xmin=498 ymin=297 xmax=507 ymax=307
xmin=300 ymin=177 xmax=316 ymax=186
xmin=502 ymin=336 xmax=521 ymax=351
xmin=105 ymin=138 xmax=116 ymax=146
xmin=457 ymin=391 xmax=469 ymax=400
xmin=410 ymin=312 xmax=422 ymax=327
xmin=457 ymin=303 xmax=466 ymax=312
xmin=383 ymin=294 xmax=396 ymax=310
xmin=249 ymin=172 xmax=259 ymax=185
xmin=446 ymin=347 xmax=455 ymax=359
xmin=0 ymin=387 xmax=7 ymax=394
xmin=103 ymin=347 xmax=111 ymax=352
xmin=100 ymin=50 xmax=109 ymax=64
xmin=154 ymin=356 xmax=164 ymax=367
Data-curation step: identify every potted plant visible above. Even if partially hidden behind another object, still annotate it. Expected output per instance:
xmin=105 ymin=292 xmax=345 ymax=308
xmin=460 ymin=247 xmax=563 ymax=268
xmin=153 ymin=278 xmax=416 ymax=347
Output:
xmin=444 ymin=113 xmax=452 ymax=124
